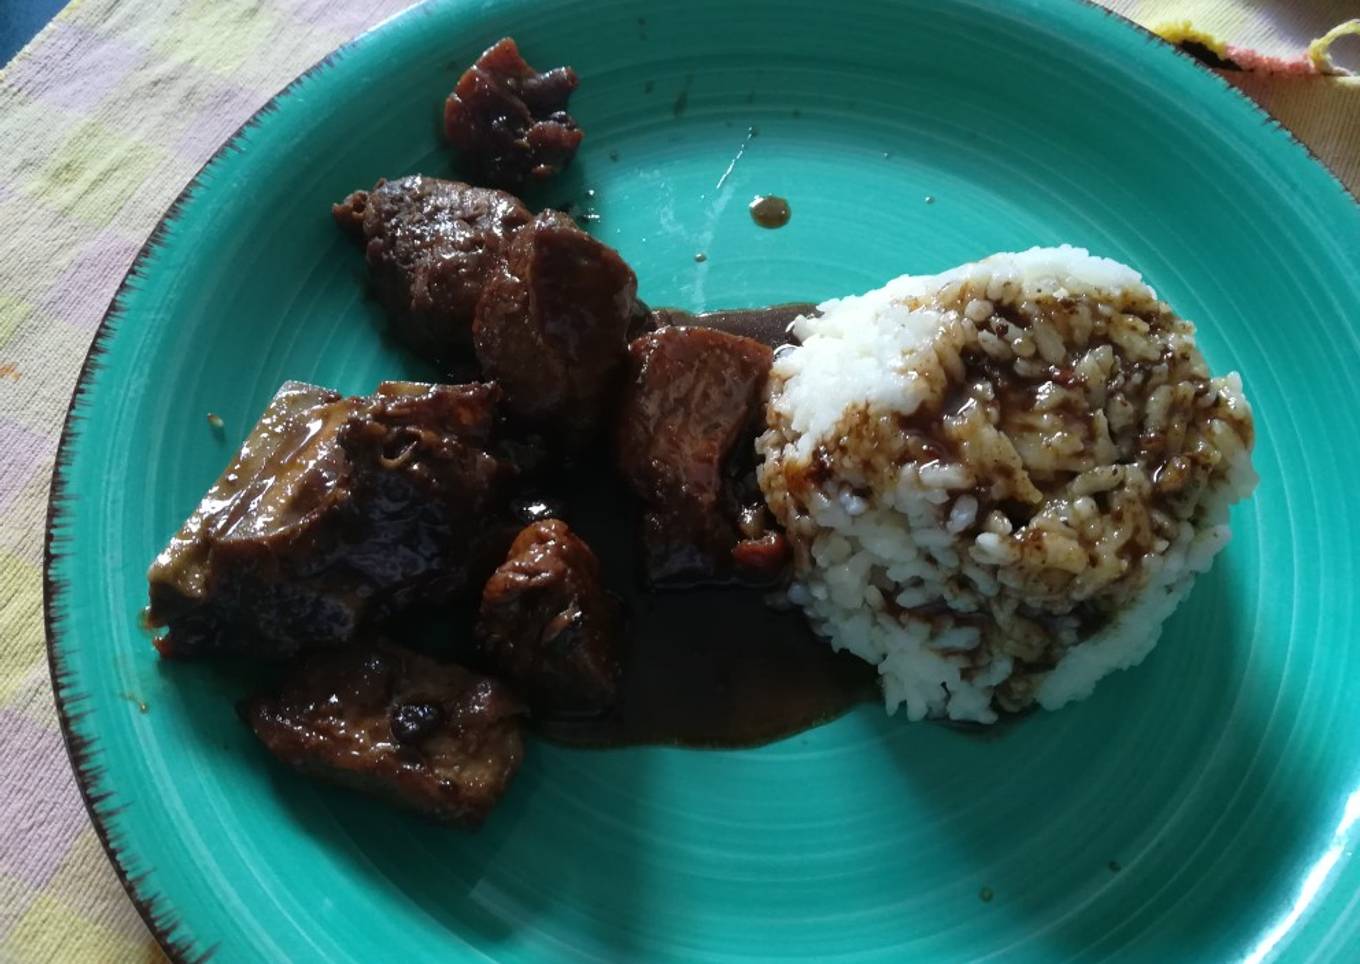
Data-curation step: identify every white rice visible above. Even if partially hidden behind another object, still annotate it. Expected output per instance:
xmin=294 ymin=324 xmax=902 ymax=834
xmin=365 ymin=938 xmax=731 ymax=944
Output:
xmin=757 ymin=246 xmax=1257 ymax=723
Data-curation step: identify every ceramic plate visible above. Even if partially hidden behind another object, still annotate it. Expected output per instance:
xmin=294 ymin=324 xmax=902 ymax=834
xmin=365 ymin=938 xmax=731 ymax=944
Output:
xmin=45 ymin=0 xmax=1360 ymax=960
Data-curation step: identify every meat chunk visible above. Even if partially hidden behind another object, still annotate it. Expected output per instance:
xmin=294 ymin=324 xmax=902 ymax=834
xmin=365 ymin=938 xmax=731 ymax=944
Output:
xmin=617 ymin=327 xmax=790 ymax=587
xmin=147 ymin=380 xmax=511 ymax=658
xmin=648 ymin=303 xmax=814 ymax=348
xmin=444 ymin=37 xmax=582 ymax=190
xmin=477 ymin=520 xmax=623 ymax=715
xmin=332 ymin=176 xmax=531 ymax=364
xmin=242 ymin=645 xmax=524 ymax=824
xmin=473 ymin=210 xmax=637 ymax=443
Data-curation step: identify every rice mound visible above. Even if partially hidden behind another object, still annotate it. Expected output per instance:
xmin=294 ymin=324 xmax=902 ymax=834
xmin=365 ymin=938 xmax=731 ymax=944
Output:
xmin=757 ymin=246 xmax=1257 ymax=723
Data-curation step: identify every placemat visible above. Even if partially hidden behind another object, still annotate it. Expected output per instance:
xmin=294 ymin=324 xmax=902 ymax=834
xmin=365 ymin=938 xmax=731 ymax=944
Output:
xmin=0 ymin=0 xmax=1354 ymax=959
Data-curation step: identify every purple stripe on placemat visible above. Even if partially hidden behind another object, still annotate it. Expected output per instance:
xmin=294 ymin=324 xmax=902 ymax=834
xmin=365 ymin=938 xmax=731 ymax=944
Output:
xmin=0 ymin=711 xmax=86 ymax=888
xmin=36 ymin=231 xmax=142 ymax=330
xmin=170 ymin=80 xmax=266 ymax=162
xmin=0 ymin=420 xmax=48 ymax=513
xmin=3 ymin=22 xmax=146 ymax=112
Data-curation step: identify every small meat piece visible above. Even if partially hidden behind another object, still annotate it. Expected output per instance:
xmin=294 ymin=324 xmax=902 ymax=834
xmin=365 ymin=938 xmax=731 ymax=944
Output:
xmin=474 ymin=210 xmax=637 ymax=442
xmin=444 ymin=37 xmax=582 ymax=190
xmin=477 ymin=520 xmax=622 ymax=715
xmin=147 ymin=380 xmax=511 ymax=658
xmin=242 ymin=645 xmax=524 ymax=824
xmin=332 ymin=176 xmax=531 ymax=364
xmin=730 ymin=530 xmax=791 ymax=578
xmin=617 ymin=327 xmax=790 ymax=586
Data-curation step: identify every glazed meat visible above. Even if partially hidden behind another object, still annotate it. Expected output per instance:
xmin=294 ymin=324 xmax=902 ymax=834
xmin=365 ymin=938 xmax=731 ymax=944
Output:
xmin=474 ymin=210 xmax=638 ymax=442
xmin=242 ymin=644 xmax=525 ymax=824
xmin=649 ymin=303 xmax=814 ymax=348
xmin=616 ymin=327 xmax=790 ymax=586
xmin=333 ymin=176 xmax=531 ymax=364
xmin=147 ymin=380 xmax=511 ymax=658
xmin=477 ymin=519 xmax=623 ymax=715
xmin=444 ymin=37 xmax=582 ymax=190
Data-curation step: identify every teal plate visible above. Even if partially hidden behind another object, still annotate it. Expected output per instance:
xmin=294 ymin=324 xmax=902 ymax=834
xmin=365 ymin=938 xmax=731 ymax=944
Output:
xmin=44 ymin=0 xmax=1360 ymax=960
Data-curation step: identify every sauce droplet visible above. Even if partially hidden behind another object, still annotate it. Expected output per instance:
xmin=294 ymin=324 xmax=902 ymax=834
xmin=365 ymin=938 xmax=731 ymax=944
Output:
xmin=749 ymin=195 xmax=791 ymax=229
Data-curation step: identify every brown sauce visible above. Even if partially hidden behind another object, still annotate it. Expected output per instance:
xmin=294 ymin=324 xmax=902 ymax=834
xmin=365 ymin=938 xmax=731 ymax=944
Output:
xmin=749 ymin=195 xmax=791 ymax=229
xmin=534 ymin=303 xmax=877 ymax=749
xmin=533 ymin=567 xmax=877 ymax=749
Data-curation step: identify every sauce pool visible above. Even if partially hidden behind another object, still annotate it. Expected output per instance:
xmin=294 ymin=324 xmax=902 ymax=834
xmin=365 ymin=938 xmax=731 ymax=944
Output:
xmin=534 ymin=303 xmax=879 ymax=750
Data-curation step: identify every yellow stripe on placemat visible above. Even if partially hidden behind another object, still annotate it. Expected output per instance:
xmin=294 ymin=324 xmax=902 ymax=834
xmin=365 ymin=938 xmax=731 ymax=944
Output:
xmin=0 ymin=295 xmax=32 ymax=349
xmin=1 ymin=893 xmax=165 ymax=964
xmin=0 ymin=550 xmax=43 ymax=707
xmin=28 ymin=120 xmax=171 ymax=226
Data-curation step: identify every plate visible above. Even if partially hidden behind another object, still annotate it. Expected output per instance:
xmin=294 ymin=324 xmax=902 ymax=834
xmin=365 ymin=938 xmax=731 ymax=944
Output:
xmin=45 ymin=0 xmax=1360 ymax=960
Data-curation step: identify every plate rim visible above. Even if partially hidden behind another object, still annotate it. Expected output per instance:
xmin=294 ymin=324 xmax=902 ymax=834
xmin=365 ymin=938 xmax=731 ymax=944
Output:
xmin=39 ymin=1 xmax=1360 ymax=960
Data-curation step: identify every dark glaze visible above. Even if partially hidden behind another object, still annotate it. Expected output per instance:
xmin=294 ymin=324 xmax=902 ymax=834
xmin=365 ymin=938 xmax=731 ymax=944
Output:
xmin=534 ymin=303 xmax=878 ymax=749
xmin=650 ymin=303 xmax=816 ymax=349
xmin=749 ymin=195 xmax=791 ymax=229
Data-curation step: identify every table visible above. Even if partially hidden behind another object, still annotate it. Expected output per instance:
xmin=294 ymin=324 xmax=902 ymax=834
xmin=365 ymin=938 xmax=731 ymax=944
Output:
xmin=0 ymin=0 xmax=67 ymax=67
